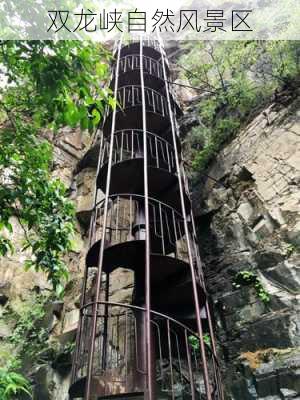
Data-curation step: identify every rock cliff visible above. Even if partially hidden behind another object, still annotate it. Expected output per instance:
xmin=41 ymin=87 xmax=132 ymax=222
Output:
xmin=192 ymin=94 xmax=300 ymax=399
xmin=0 ymin=84 xmax=299 ymax=400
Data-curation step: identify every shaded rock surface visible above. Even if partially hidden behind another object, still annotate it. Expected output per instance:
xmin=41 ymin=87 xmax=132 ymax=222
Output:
xmin=192 ymin=96 xmax=300 ymax=399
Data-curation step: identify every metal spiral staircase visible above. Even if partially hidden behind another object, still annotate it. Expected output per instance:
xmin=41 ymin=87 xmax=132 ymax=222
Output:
xmin=69 ymin=36 xmax=224 ymax=400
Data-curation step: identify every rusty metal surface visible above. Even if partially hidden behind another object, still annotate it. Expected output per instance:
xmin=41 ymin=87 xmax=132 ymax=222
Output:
xmin=70 ymin=36 xmax=224 ymax=400
xmin=70 ymin=302 xmax=220 ymax=399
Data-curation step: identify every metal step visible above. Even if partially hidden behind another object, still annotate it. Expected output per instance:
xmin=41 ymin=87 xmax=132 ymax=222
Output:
xmin=97 ymin=394 xmax=144 ymax=400
xmin=151 ymin=270 xmax=206 ymax=312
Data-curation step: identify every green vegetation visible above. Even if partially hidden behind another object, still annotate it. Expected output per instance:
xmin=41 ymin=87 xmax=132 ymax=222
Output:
xmin=7 ymin=295 xmax=51 ymax=363
xmin=189 ymin=333 xmax=211 ymax=350
xmin=0 ymin=41 xmax=113 ymax=295
xmin=0 ymin=123 xmax=75 ymax=296
xmin=0 ymin=39 xmax=113 ymax=399
xmin=179 ymin=41 xmax=300 ymax=173
xmin=0 ymin=41 xmax=113 ymax=130
xmin=0 ymin=358 xmax=31 ymax=400
xmin=233 ymin=270 xmax=270 ymax=304
xmin=0 ymin=294 xmax=75 ymax=395
xmin=4 ymin=294 xmax=75 ymax=367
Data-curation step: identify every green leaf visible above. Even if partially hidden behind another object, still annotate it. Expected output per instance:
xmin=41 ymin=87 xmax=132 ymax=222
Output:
xmin=91 ymin=108 xmax=101 ymax=125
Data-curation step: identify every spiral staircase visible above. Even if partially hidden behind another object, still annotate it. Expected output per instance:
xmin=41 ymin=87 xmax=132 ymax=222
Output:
xmin=69 ymin=37 xmax=224 ymax=400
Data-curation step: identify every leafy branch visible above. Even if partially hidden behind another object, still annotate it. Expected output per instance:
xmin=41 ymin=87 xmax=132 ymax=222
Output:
xmin=0 ymin=121 xmax=75 ymax=296
xmin=188 ymin=333 xmax=211 ymax=350
xmin=180 ymin=41 xmax=300 ymax=175
xmin=0 ymin=40 xmax=112 ymax=295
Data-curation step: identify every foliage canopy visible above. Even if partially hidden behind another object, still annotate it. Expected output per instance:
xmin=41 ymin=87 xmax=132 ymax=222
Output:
xmin=0 ymin=40 xmax=113 ymax=295
xmin=179 ymin=41 xmax=300 ymax=174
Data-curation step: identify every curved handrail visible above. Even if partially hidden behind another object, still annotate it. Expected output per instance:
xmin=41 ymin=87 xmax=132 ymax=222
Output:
xmin=113 ymin=38 xmax=164 ymax=54
xmin=81 ymin=301 xmax=193 ymax=336
xmin=110 ymin=128 xmax=176 ymax=150
xmin=112 ymin=54 xmax=166 ymax=77
xmin=116 ymin=84 xmax=169 ymax=101
xmin=103 ymin=84 xmax=180 ymax=127
xmin=100 ymin=129 xmax=177 ymax=174
xmin=94 ymin=193 xmax=185 ymax=222
xmin=80 ymin=300 xmax=218 ymax=362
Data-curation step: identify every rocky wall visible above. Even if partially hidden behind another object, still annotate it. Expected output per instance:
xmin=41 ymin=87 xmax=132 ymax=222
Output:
xmin=192 ymin=95 xmax=300 ymax=399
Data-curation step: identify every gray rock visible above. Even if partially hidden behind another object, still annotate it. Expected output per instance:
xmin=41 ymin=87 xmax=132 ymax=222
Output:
xmin=237 ymin=201 xmax=255 ymax=223
xmin=32 ymin=365 xmax=71 ymax=400
xmin=231 ymin=377 xmax=257 ymax=400
xmin=287 ymin=221 xmax=300 ymax=246
xmin=254 ymin=250 xmax=285 ymax=270
xmin=253 ymin=218 xmax=273 ymax=238
xmin=280 ymin=388 xmax=299 ymax=399
xmin=262 ymin=255 xmax=300 ymax=293
xmin=0 ymin=319 xmax=11 ymax=338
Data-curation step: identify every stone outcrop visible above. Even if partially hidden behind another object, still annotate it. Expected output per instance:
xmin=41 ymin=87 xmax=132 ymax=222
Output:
xmin=192 ymin=95 xmax=300 ymax=399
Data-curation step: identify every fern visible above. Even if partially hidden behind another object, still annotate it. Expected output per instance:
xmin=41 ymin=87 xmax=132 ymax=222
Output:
xmin=0 ymin=364 xmax=32 ymax=400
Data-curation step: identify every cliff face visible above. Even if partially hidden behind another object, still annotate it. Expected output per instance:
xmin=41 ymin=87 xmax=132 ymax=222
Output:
xmin=0 ymin=88 xmax=299 ymax=399
xmin=192 ymin=95 xmax=300 ymax=399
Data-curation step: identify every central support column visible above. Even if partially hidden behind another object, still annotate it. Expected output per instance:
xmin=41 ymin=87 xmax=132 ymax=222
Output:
xmin=133 ymin=203 xmax=156 ymax=398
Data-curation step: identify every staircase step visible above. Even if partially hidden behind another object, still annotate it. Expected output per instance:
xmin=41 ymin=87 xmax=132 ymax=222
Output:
xmin=98 ymin=395 xmax=144 ymax=400
xmin=152 ymin=271 xmax=206 ymax=311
